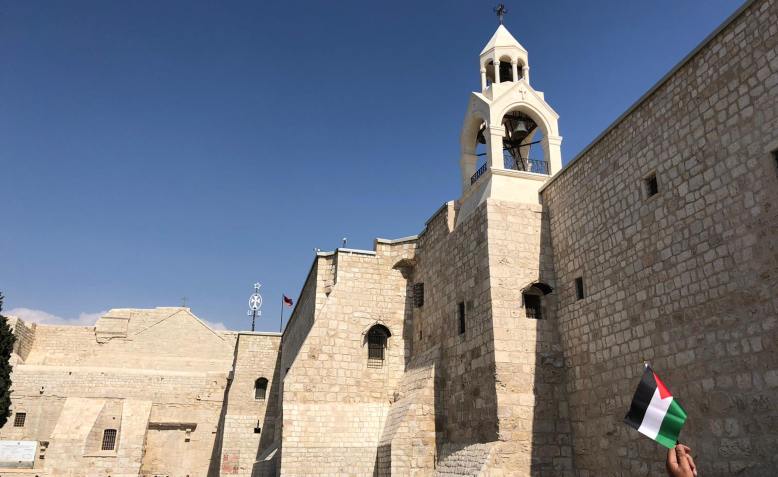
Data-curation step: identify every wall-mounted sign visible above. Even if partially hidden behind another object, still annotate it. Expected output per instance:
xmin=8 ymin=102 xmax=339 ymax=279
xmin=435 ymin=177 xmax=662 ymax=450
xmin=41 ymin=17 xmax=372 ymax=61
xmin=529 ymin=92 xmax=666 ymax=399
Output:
xmin=0 ymin=440 xmax=37 ymax=468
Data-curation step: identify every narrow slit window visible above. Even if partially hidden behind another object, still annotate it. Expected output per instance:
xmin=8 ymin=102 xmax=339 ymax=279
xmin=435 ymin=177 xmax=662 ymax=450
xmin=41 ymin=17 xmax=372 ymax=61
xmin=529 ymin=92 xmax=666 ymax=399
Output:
xmin=101 ymin=429 xmax=117 ymax=451
xmin=773 ymin=149 xmax=778 ymax=176
xmin=644 ymin=173 xmax=658 ymax=198
xmin=13 ymin=412 xmax=26 ymax=427
xmin=413 ymin=283 xmax=425 ymax=308
xmin=255 ymin=377 xmax=268 ymax=401
xmin=575 ymin=277 xmax=585 ymax=301
xmin=458 ymin=302 xmax=466 ymax=335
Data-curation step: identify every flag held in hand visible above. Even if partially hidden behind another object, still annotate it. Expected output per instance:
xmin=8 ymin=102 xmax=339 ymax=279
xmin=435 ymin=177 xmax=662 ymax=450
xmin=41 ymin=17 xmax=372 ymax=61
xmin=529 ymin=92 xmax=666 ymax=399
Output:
xmin=624 ymin=364 xmax=687 ymax=449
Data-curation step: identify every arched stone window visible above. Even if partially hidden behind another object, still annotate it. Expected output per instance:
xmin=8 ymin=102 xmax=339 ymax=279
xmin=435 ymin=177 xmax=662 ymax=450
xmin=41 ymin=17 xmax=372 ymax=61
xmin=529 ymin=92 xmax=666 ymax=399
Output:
xmin=255 ymin=377 xmax=268 ymax=400
xmin=366 ymin=324 xmax=391 ymax=368
xmin=499 ymin=56 xmax=514 ymax=82
xmin=522 ymin=282 xmax=553 ymax=319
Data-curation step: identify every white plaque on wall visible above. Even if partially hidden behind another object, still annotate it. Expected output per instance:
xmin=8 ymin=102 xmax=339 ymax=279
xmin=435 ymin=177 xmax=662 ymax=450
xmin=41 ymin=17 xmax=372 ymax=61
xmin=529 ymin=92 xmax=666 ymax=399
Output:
xmin=0 ymin=440 xmax=37 ymax=469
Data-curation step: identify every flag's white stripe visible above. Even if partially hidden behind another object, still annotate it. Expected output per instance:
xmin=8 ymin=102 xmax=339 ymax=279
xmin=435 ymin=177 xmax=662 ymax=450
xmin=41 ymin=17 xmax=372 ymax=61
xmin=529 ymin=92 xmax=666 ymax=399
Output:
xmin=637 ymin=388 xmax=673 ymax=439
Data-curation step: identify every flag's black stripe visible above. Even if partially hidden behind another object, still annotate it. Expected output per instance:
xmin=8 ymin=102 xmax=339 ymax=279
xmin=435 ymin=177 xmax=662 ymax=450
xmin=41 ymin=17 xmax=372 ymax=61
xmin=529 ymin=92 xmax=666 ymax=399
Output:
xmin=624 ymin=366 xmax=658 ymax=430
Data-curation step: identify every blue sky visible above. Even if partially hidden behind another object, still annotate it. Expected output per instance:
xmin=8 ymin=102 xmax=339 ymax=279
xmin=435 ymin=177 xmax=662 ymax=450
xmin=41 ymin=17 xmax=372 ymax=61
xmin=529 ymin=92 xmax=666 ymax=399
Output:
xmin=0 ymin=0 xmax=745 ymax=331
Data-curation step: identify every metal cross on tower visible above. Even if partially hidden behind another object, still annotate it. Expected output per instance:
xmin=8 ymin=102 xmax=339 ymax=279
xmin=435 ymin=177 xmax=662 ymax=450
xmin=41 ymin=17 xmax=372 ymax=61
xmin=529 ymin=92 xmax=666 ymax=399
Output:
xmin=494 ymin=3 xmax=508 ymax=24
xmin=247 ymin=282 xmax=263 ymax=332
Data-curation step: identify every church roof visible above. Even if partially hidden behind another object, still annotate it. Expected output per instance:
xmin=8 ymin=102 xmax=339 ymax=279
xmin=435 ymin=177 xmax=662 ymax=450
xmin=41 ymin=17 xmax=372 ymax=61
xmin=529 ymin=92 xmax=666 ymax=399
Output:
xmin=480 ymin=24 xmax=527 ymax=55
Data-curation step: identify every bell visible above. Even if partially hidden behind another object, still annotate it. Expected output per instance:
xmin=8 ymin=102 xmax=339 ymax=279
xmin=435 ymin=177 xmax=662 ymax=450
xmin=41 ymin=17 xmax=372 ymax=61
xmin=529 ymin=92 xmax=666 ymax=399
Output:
xmin=512 ymin=119 xmax=529 ymax=136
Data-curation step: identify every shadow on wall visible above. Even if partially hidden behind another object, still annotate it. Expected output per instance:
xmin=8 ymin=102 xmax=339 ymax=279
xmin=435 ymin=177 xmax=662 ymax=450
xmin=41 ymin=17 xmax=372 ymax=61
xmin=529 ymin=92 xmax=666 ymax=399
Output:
xmin=207 ymin=340 xmax=240 ymax=477
xmin=253 ymin=355 xmax=283 ymax=476
xmin=372 ymin=261 xmax=418 ymax=476
xmin=431 ymin=202 xmax=500 ymax=463
xmin=529 ymin=203 xmax=572 ymax=475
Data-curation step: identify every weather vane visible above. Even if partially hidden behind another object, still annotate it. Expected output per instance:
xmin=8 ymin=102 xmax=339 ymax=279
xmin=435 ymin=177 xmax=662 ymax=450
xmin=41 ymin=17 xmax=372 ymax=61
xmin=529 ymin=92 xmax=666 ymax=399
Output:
xmin=494 ymin=3 xmax=507 ymax=25
xmin=247 ymin=282 xmax=263 ymax=331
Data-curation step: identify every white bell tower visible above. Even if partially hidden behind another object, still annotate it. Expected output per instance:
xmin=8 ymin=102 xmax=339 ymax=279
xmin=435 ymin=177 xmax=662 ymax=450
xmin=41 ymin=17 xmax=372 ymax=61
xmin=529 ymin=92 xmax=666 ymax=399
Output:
xmin=458 ymin=17 xmax=562 ymax=217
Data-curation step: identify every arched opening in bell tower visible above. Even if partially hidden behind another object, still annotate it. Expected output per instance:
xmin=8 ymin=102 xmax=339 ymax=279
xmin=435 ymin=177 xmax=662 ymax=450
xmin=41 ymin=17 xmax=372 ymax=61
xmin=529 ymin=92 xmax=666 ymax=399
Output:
xmin=499 ymin=59 xmax=513 ymax=82
xmin=475 ymin=121 xmax=488 ymax=172
xmin=501 ymin=111 xmax=548 ymax=174
xmin=483 ymin=56 xmax=523 ymax=86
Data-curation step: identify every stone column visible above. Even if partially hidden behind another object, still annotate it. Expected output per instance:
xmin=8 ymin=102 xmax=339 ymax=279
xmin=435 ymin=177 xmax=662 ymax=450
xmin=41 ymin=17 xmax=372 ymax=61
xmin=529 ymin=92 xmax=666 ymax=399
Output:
xmin=488 ymin=124 xmax=506 ymax=170
xmin=494 ymin=60 xmax=501 ymax=84
xmin=523 ymin=65 xmax=530 ymax=84
xmin=480 ymin=67 xmax=487 ymax=91
xmin=511 ymin=60 xmax=519 ymax=82
xmin=544 ymin=135 xmax=563 ymax=174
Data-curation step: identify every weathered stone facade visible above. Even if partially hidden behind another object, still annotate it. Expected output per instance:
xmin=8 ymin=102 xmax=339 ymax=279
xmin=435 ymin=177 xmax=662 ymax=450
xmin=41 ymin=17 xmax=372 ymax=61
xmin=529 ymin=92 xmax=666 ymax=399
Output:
xmin=541 ymin=0 xmax=778 ymax=474
xmin=2 ymin=0 xmax=777 ymax=475
xmin=0 ymin=308 xmax=281 ymax=476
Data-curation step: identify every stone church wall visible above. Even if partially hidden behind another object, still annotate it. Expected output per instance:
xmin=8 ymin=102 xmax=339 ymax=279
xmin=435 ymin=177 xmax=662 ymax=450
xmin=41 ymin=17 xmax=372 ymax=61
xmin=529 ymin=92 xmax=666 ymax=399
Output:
xmin=541 ymin=0 xmax=778 ymax=474
xmin=0 ymin=308 xmax=237 ymax=476
xmin=485 ymin=200 xmax=573 ymax=476
xmin=219 ymin=333 xmax=281 ymax=477
xmin=411 ymin=201 xmax=500 ymax=451
xmin=279 ymin=243 xmax=414 ymax=476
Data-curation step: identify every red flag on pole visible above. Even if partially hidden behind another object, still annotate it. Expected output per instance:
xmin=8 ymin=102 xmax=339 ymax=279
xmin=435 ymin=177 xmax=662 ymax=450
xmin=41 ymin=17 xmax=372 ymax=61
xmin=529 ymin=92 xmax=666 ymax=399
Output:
xmin=283 ymin=295 xmax=294 ymax=307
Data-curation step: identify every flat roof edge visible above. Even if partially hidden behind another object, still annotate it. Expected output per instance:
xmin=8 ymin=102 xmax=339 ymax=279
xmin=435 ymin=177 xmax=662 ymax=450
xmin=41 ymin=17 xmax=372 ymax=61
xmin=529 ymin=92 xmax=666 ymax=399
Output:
xmin=375 ymin=235 xmax=419 ymax=244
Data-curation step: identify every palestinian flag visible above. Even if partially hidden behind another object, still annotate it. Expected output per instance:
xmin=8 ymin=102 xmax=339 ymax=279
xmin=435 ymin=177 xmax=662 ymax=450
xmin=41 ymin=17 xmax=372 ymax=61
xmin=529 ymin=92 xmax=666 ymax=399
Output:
xmin=624 ymin=364 xmax=687 ymax=448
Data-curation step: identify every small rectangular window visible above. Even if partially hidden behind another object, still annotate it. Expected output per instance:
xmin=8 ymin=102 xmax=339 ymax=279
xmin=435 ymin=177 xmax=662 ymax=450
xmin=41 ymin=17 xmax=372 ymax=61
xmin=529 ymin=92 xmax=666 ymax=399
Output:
xmin=458 ymin=302 xmax=466 ymax=335
xmin=13 ymin=412 xmax=26 ymax=427
xmin=413 ymin=283 xmax=424 ymax=308
xmin=101 ymin=429 xmax=117 ymax=451
xmin=644 ymin=173 xmax=658 ymax=198
xmin=575 ymin=277 xmax=585 ymax=301
xmin=523 ymin=294 xmax=542 ymax=319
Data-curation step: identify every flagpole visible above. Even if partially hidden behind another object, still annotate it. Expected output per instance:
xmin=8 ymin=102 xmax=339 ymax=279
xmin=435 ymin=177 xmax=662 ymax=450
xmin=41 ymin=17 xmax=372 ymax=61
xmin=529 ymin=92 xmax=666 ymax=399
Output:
xmin=279 ymin=294 xmax=284 ymax=333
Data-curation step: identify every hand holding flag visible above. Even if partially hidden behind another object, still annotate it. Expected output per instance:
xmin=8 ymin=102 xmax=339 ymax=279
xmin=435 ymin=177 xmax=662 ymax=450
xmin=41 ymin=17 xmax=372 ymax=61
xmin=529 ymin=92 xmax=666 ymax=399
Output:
xmin=624 ymin=364 xmax=687 ymax=449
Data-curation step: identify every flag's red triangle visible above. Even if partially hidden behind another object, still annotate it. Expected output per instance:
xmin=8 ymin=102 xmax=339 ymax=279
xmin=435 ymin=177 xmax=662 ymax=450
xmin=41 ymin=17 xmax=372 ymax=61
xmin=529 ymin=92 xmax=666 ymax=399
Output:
xmin=653 ymin=372 xmax=672 ymax=399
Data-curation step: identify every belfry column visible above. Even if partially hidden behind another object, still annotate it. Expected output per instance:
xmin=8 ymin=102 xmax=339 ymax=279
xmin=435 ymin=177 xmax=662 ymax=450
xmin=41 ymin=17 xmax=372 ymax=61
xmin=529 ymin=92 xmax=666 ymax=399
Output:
xmin=545 ymin=135 xmax=563 ymax=174
xmin=523 ymin=65 xmax=530 ymax=84
xmin=511 ymin=60 xmax=518 ymax=82
xmin=487 ymin=124 xmax=505 ymax=170
xmin=461 ymin=152 xmax=479 ymax=191
xmin=480 ymin=68 xmax=487 ymax=91
xmin=494 ymin=60 xmax=501 ymax=83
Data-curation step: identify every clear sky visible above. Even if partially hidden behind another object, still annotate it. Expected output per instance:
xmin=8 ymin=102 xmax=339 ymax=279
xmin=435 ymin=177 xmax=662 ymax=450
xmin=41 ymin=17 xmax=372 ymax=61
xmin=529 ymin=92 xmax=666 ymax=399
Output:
xmin=0 ymin=0 xmax=746 ymax=331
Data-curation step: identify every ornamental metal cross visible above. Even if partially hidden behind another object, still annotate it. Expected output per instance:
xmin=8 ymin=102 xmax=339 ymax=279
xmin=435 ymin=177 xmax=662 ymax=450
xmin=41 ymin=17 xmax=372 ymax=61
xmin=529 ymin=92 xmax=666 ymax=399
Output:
xmin=494 ymin=3 xmax=507 ymax=25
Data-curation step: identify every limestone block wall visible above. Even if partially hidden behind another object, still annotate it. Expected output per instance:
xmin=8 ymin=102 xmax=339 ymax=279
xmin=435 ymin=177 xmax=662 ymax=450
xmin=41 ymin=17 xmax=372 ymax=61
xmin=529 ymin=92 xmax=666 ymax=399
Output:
xmin=219 ymin=333 xmax=281 ymax=477
xmin=279 ymin=243 xmax=414 ymax=476
xmin=25 ymin=309 xmax=236 ymax=372
xmin=0 ymin=309 xmax=237 ymax=476
xmin=6 ymin=315 xmax=35 ymax=363
xmin=2 ymin=365 xmax=229 ymax=476
xmin=485 ymin=199 xmax=572 ymax=476
xmin=541 ymin=0 xmax=778 ymax=474
xmin=42 ymin=397 xmax=151 ymax=476
xmin=375 ymin=345 xmax=439 ymax=477
xmin=412 ymin=200 xmax=500 ymax=449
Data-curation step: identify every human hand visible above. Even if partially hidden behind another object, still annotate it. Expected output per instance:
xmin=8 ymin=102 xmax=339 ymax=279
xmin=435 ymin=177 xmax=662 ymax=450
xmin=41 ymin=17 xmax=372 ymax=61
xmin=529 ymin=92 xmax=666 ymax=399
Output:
xmin=666 ymin=444 xmax=697 ymax=477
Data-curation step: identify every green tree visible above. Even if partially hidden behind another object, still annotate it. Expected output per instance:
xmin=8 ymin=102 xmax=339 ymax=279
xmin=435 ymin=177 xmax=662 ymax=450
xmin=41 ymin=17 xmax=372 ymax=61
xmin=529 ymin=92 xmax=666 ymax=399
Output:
xmin=0 ymin=292 xmax=16 ymax=428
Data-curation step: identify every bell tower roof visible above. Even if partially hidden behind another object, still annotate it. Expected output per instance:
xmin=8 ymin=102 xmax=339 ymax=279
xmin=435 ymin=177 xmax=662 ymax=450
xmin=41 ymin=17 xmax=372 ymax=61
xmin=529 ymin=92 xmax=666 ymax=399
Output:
xmin=480 ymin=25 xmax=527 ymax=56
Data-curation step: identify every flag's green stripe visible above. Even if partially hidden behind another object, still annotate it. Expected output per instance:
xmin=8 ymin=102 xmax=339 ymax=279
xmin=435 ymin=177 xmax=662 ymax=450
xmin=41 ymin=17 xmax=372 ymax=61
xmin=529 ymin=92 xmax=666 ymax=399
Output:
xmin=656 ymin=399 xmax=687 ymax=449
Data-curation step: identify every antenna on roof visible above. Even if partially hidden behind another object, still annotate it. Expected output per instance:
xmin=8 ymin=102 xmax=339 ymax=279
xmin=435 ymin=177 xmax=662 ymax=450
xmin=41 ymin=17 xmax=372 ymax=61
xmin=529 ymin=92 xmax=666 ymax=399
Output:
xmin=181 ymin=296 xmax=188 ymax=307
xmin=342 ymin=237 xmax=348 ymax=248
